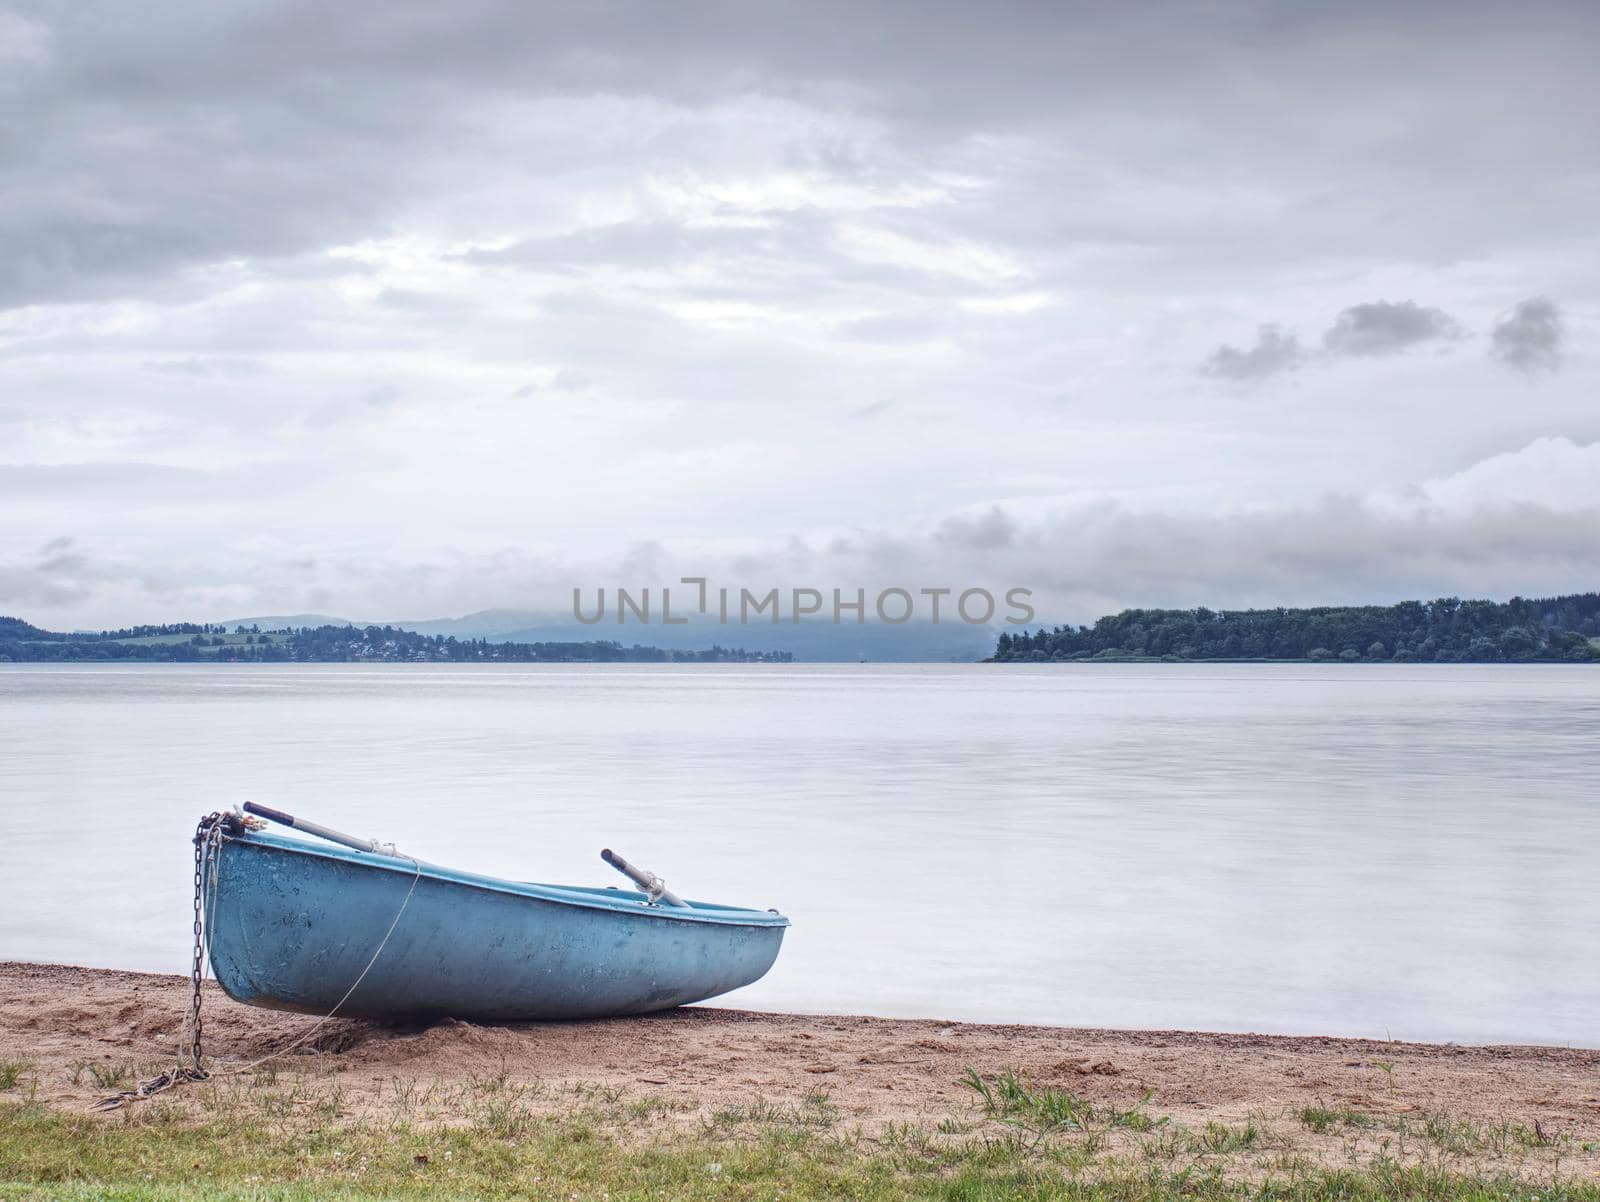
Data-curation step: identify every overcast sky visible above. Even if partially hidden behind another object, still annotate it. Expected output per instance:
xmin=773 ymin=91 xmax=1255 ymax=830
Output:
xmin=3 ymin=1 xmax=1597 ymax=628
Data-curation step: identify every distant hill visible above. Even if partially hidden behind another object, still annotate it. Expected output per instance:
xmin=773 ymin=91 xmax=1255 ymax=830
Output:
xmin=220 ymin=613 xmax=358 ymax=630
xmin=390 ymin=609 xmax=551 ymax=638
xmin=0 ymin=617 xmax=55 ymax=642
xmin=227 ymin=608 xmax=1000 ymax=662
xmin=993 ymin=594 xmax=1600 ymax=663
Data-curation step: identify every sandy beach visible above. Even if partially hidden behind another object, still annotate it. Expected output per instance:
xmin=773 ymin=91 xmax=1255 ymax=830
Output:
xmin=4 ymin=960 xmax=1597 ymax=1178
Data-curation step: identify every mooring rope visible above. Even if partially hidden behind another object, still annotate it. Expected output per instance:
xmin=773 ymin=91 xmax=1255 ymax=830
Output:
xmin=219 ymin=854 xmax=422 ymax=1076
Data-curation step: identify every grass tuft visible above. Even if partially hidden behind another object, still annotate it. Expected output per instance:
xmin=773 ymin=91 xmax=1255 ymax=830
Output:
xmin=1194 ymin=1119 xmax=1261 ymax=1154
xmin=962 ymin=1067 xmax=1164 ymax=1152
xmin=1298 ymin=1104 xmax=1376 ymax=1134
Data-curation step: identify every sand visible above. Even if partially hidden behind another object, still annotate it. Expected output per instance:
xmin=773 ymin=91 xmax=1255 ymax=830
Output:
xmin=3 ymin=960 xmax=1597 ymax=1170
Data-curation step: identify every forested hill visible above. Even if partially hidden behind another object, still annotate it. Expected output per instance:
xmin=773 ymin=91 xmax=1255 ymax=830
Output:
xmin=0 ymin=619 xmax=792 ymax=664
xmin=992 ymin=594 xmax=1600 ymax=663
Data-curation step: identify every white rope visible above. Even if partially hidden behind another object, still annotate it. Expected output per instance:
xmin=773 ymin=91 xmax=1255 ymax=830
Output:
xmin=219 ymin=854 xmax=424 ymax=1078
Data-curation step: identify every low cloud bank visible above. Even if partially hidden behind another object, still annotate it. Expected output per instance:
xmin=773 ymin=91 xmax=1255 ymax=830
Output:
xmin=5 ymin=439 xmax=1598 ymax=632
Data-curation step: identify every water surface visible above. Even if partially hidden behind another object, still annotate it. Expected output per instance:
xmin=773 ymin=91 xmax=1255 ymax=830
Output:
xmin=2 ymin=663 xmax=1595 ymax=1045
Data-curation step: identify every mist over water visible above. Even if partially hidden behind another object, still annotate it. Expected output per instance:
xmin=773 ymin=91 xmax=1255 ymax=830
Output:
xmin=2 ymin=663 xmax=1596 ymax=1046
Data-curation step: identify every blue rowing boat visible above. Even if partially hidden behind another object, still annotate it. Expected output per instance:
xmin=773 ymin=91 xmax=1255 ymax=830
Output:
xmin=199 ymin=806 xmax=789 ymax=1022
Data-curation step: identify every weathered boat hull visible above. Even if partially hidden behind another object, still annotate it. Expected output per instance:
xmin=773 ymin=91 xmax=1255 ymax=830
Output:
xmin=205 ymin=829 xmax=788 ymax=1021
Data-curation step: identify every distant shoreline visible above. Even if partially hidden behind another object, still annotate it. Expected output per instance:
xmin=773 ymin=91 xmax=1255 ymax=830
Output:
xmin=992 ymin=592 xmax=1600 ymax=664
xmin=0 ymin=617 xmax=793 ymax=665
xmin=10 ymin=589 xmax=1600 ymax=666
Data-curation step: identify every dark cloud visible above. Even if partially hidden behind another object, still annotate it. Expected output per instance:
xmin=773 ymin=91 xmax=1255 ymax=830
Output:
xmin=1202 ymin=325 xmax=1306 ymax=381
xmin=0 ymin=534 xmax=227 ymax=616
xmin=1491 ymin=297 xmax=1564 ymax=374
xmin=935 ymin=506 xmax=1017 ymax=550
xmin=0 ymin=537 xmax=95 ymax=608
xmin=1323 ymin=300 xmax=1462 ymax=357
xmin=6 ymin=2 xmax=1598 ymax=310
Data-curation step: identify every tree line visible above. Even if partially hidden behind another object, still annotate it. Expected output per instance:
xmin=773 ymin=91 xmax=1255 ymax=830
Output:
xmin=992 ymin=593 xmax=1600 ymax=663
xmin=0 ymin=618 xmax=793 ymax=664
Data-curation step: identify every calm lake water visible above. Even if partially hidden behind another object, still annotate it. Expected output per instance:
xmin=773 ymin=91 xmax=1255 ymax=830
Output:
xmin=2 ymin=663 xmax=1596 ymax=1046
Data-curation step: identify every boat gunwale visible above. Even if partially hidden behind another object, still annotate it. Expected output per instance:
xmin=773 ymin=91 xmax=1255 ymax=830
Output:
xmin=223 ymin=828 xmax=791 ymax=929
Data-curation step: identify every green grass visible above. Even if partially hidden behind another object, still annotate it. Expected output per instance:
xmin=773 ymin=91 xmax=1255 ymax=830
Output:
xmin=66 ymin=1060 xmax=136 ymax=1090
xmin=0 ymin=1062 xmax=30 ymax=1092
xmin=1416 ymin=1113 xmax=1565 ymax=1156
xmin=1294 ymin=1104 xmax=1569 ymax=1156
xmin=3 ymin=1065 xmax=1597 ymax=1202
xmin=960 ymin=1068 xmax=1163 ymax=1151
xmin=1195 ymin=1119 xmax=1264 ymax=1154
xmin=1297 ymin=1104 xmax=1376 ymax=1134
xmin=1 ymin=1179 xmax=1599 ymax=1202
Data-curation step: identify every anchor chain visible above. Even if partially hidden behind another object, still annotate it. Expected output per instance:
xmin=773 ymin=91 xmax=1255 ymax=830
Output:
xmin=189 ymin=811 xmax=221 ymax=1073
xmin=91 ymin=812 xmax=232 ymax=1112
xmin=91 ymin=807 xmax=411 ymax=1112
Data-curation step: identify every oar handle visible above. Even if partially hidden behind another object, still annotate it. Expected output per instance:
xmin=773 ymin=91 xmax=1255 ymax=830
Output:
xmin=601 ymin=848 xmax=686 ymax=907
xmin=242 ymin=801 xmax=295 ymax=827
xmin=243 ymin=801 xmax=399 ymax=858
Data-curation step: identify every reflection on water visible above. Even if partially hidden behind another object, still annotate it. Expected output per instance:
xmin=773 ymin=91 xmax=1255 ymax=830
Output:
xmin=2 ymin=662 xmax=1596 ymax=1045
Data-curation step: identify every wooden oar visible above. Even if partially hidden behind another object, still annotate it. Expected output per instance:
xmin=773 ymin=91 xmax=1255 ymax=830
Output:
xmin=242 ymin=801 xmax=400 ymax=857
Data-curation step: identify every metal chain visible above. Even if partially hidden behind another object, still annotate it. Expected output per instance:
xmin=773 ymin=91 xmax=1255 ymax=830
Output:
xmin=91 ymin=813 xmax=224 ymax=1111
xmin=92 ymin=807 xmax=414 ymax=1113
xmin=189 ymin=813 xmax=215 ymax=1073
